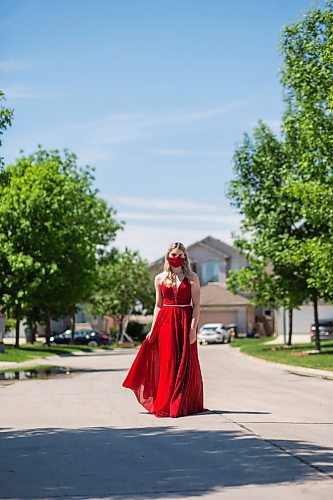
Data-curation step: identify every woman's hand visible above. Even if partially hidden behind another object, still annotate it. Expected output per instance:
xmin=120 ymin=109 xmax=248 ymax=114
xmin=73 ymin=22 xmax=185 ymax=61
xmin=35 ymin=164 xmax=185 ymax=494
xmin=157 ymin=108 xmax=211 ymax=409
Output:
xmin=145 ymin=329 xmax=153 ymax=339
xmin=189 ymin=327 xmax=197 ymax=344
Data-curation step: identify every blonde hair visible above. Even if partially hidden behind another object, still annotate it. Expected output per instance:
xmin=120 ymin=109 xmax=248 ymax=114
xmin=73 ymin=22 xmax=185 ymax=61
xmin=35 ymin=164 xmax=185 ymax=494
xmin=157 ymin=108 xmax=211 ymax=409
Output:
xmin=163 ymin=242 xmax=194 ymax=287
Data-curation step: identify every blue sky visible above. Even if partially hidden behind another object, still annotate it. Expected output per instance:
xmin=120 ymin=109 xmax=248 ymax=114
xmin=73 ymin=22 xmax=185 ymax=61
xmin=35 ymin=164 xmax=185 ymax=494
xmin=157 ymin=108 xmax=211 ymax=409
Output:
xmin=0 ymin=0 xmax=319 ymax=262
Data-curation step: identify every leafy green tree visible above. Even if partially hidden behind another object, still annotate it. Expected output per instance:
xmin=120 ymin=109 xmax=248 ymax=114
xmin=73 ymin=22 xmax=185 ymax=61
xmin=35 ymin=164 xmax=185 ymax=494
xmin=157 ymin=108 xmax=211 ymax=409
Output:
xmin=279 ymin=0 xmax=333 ymax=350
xmin=227 ymin=2 xmax=333 ymax=351
xmin=0 ymin=147 xmax=124 ymax=347
xmin=226 ymin=247 xmax=307 ymax=344
xmin=89 ymin=247 xmax=154 ymax=342
xmin=226 ymin=122 xmax=308 ymax=342
xmin=0 ymin=90 xmax=14 ymax=352
xmin=0 ymin=89 xmax=14 ymax=169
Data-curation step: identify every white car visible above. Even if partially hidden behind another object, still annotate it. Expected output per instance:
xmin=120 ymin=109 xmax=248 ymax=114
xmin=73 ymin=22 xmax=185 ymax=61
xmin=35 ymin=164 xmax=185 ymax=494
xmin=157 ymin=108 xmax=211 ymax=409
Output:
xmin=197 ymin=323 xmax=230 ymax=345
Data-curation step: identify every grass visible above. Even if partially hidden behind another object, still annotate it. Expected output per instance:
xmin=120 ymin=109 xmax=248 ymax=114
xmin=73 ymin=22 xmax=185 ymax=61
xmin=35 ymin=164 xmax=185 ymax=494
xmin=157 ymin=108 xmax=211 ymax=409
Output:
xmin=229 ymin=337 xmax=333 ymax=371
xmin=0 ymin=342 xmax=105 ymax=363
xmin=0 ymin=340 xmax=142 ymax=364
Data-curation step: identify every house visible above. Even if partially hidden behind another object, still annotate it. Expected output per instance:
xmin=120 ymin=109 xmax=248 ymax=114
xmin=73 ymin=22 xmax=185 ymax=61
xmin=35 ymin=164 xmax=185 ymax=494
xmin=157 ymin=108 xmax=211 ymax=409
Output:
xmin=200 ymin=282 xmax=255 ymax=333
xmin=275 ymin=300 xmax=333 ymax=336
xmin=149 ymin=235 xmax=258 ymax=334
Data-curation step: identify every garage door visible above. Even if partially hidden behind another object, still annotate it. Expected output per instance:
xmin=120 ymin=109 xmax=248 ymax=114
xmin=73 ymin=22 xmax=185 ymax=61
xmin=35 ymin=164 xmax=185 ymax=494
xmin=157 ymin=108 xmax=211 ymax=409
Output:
xmin=199 ymin=310 xmax=237 ymax=328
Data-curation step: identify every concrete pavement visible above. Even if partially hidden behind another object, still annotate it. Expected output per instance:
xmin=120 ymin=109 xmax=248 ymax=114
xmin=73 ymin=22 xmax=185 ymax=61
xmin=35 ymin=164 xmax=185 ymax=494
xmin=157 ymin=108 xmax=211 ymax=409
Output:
xmin=0 ymin=343 xmax=333 ymax=499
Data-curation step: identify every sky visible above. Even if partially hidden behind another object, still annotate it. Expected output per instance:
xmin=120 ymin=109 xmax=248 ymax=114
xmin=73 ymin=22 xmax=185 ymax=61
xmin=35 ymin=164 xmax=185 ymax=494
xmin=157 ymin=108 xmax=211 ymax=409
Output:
xmin=0 ymin=0 xmax=320 ymax=262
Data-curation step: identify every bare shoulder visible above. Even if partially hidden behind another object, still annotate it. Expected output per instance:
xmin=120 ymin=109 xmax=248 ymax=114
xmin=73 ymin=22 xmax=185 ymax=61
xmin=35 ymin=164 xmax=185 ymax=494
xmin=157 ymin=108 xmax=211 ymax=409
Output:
xmin=189 ymin=271 xmax=200 ymax=285
xmin=155 ymin=271 xmax=166 ymax=286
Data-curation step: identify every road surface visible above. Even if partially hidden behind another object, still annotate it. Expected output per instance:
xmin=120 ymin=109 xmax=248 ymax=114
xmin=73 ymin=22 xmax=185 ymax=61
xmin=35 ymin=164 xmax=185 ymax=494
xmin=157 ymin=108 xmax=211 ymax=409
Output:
xmin=0 ymin=343 xmax=332 ymax=499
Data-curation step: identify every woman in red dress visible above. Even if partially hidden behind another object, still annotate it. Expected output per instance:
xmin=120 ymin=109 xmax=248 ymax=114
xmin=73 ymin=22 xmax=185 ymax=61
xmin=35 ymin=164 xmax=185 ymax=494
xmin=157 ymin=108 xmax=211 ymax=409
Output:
xmin=122 ymin=241 xmax=209 ymax=418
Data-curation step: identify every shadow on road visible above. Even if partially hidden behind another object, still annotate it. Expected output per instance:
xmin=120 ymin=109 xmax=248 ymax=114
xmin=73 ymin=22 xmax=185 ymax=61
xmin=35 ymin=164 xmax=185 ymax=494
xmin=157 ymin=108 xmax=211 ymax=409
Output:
xmin=0 ymin=425 xmax=331 ymax=498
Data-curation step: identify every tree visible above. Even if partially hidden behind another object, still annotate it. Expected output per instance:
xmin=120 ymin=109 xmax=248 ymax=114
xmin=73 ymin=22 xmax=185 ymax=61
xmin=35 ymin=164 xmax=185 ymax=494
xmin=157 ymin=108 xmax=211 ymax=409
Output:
xmin=226 ymin=248 xmax=307 ymax=345
xmin=279 ymin=0 xmax=333 ymax=350
xmin=226 ymin=2 xmax=333 ymax=351
xmin=0 ymin=89 xmax=14 ymax=352
xmin=226 ymin=121 xmax=309 ymax=343
xmin=90 ymin=248 xmax=154 ymax=342
xmin=0 ymin=147 xmax=124 ymax=347
xmin=0 ymin=89 xmax=14 ymax=169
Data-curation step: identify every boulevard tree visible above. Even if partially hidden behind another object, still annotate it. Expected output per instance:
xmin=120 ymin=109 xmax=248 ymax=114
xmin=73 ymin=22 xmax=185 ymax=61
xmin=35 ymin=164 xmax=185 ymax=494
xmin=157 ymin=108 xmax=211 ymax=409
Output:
xmin=279 ymin=0 xmax=333 ymax=349
xmin=90 ymin=247 xmax=155 ymax=342
xmin=226 ymin=122 xmax=309 ymax=343
xmin=0 ymin=89 xmax=14 ymax=352
xmin=0 ymin=147 xmax=124 ymax=347
xmin=0 ymin=89 xmax=14 ymax=168
xmin=226 ymin=2 xmax=333 ymax=351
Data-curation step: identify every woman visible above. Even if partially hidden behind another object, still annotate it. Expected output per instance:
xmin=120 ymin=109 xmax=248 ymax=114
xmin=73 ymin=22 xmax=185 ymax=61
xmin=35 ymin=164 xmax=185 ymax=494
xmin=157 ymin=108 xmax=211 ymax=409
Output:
xmin=122 ymin=241 xmax=209 ymax=418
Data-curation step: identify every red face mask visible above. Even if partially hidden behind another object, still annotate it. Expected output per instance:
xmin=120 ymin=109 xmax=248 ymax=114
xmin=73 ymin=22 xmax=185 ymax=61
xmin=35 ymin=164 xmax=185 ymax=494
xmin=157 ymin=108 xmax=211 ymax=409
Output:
xmin=167 ymin=255 xmax=185 ymax=267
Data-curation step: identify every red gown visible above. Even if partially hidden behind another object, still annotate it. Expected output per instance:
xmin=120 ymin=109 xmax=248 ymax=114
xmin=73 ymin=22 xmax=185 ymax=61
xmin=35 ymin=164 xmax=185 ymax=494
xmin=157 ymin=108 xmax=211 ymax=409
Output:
xmin=122 ymin=276 xmax=209 ymax=418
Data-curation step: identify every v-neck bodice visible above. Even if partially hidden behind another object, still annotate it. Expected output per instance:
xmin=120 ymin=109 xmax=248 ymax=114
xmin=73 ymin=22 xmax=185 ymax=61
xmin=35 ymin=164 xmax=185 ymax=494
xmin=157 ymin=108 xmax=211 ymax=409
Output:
xmin=161 ymin=276 xmax=192 ymax=305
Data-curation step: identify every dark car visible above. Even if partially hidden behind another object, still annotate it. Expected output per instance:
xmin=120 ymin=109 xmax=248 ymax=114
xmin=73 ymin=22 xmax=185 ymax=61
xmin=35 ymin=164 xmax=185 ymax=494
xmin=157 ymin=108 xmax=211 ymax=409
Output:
xmin=49 ymin=329 xmax=110 ymax=347
xmin=309 ymin=320 xmax=333 ymax=341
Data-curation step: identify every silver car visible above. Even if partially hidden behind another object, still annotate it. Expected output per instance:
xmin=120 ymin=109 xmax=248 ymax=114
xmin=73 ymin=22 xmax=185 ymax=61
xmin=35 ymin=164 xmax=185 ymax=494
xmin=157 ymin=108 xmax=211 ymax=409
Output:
xmin=198 ymin=323 xmax=230 ymax=345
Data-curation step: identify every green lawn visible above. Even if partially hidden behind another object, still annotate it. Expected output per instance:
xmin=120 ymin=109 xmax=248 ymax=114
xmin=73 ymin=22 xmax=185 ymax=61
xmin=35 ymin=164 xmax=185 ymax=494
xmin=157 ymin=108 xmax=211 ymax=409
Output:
xmin=0 ymin=340 xmax=141 ymax=364
xmin=0 ymin=342 xmax=105 ymax=363
xmin=229 ymin=337 xmax=333 ymax=371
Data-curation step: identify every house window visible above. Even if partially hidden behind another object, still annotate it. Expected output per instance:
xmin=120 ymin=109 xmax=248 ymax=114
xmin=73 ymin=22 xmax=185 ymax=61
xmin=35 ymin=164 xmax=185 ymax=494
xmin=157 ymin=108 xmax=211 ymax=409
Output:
xmin=202 ymin=260 xmax=220 ymax=285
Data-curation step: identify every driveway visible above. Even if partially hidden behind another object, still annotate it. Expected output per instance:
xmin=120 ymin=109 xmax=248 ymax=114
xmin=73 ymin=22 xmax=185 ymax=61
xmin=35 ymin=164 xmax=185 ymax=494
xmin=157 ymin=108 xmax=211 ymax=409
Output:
xmin=0 ymin=344 xmax=332 ymax=499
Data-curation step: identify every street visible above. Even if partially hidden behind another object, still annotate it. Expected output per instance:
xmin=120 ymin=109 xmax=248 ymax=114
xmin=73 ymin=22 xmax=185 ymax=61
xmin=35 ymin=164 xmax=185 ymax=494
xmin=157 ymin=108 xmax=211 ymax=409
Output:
xmin=0 ymin=343 xmax=333 ymax=499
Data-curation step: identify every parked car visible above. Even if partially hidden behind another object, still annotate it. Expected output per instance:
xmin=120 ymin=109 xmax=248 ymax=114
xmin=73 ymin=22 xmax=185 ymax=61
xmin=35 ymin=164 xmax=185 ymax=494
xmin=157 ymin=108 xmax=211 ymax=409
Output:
xmin=49 ymin=329 xmax=110 ymax=347
xmin=309 ymin=320 xmax=333 ymax=341
xmin=197 ymin=323 xmax=230 ymax=345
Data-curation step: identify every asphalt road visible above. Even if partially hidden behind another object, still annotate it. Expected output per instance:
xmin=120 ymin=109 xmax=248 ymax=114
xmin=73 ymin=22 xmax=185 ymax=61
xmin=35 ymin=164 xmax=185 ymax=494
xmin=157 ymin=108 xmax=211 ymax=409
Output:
xmin=0 ymin=343 xmax=333 ymax=499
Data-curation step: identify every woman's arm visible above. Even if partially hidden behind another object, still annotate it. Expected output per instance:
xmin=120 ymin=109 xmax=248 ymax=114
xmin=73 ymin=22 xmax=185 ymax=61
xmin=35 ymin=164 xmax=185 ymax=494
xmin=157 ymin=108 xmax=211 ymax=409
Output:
xmin=190 ymin=273 xmax=200 ymax=344
xmin=146 ymin=274 xmax=163 ymax=338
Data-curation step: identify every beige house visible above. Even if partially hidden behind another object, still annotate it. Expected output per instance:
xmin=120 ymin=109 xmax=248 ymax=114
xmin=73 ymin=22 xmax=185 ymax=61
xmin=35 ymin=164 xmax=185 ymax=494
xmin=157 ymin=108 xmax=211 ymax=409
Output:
xmin=200 ymin=283 xmax=255 ymax=332
xmin=149 ymin=235 xmax=259 ymax=334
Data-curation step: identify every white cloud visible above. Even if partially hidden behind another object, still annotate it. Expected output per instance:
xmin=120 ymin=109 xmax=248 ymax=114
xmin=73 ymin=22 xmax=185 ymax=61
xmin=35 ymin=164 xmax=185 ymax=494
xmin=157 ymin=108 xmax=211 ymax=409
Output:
xmin=152 ymin=148 xmax=232 ymax=158
xmin=2 ymin=84 xmax=67 ymax=100
xmin=0 ymin=60 xmax=34 ymax=73
xmin=110 ymin=223 xmax=238 ymax=263
xmin=104 ymin=195 xmax=241 ymax=261
xmin=55 ymin=96 xmax=255 ymax=146
xmin=265 ymin=119 xmax=281 ymax=132
xmin=76 ymin=148 xmax=114 ymax=165
xmin=250 ymin=118 xmax=281 ymax=133
xmin=118 ymin=211 xmax=241 ymax=226
xmin=108 ymin=195 xmax=236 ymax=214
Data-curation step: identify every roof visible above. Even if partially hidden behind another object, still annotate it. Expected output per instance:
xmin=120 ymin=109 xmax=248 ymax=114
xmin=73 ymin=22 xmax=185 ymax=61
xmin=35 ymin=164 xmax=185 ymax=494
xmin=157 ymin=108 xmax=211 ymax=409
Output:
xmin=200 ymin=283 xmax=250 ymax=306
xmin=149 ymin=235 xmax=240 ymax=266
xmin=187 ymin=235 xmax=238 ymax=256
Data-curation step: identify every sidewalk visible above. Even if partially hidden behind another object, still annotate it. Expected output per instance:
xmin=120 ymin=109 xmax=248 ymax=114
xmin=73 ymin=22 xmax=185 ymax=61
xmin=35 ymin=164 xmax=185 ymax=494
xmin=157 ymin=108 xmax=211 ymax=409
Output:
xmin=265 ymin=333 xmax=311 ymax=344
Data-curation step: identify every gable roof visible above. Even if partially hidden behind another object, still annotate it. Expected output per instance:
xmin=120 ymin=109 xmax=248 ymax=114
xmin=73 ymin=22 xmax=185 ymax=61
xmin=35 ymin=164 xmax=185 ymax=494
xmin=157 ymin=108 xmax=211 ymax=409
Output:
xmin=149 ymin=235 xmax=240 ymax=266
xmin=200 ymin=282 xmax=250 ymax=306
xmin=187 ymin=235 xmax=240 ymax=257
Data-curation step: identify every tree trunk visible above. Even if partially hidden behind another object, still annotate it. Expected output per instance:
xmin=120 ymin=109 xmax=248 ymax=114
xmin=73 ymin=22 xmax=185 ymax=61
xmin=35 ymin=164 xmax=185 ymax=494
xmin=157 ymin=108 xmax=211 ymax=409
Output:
xmin=15 ymin=306 xmax=21 ymax=348
xmin=31 ymin=322 xmax=36 ymax=343
xmin=45 ymin=307 xmax=51 ymax=347
xmin=70 ymin=309 xmax=76 ymax=345
xmin=313 ymin=294 xmax=321 ymax=352
xmin=117 ymin=316 xmax=124 ymax=342
xmin=287 ymin=308 xmax=293 ymax=346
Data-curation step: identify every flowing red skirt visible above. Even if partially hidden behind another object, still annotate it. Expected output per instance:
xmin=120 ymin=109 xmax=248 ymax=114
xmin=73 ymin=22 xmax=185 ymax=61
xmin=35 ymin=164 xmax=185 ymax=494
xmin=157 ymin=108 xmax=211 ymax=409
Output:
xmin=122 ymin=305 xmax=209 ymax=418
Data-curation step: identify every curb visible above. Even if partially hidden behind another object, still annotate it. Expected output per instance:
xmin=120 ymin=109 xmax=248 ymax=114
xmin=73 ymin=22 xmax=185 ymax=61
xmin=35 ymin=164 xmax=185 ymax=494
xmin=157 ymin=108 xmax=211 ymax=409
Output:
xmin=0 ymin=355 xmax=65 ymax=371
